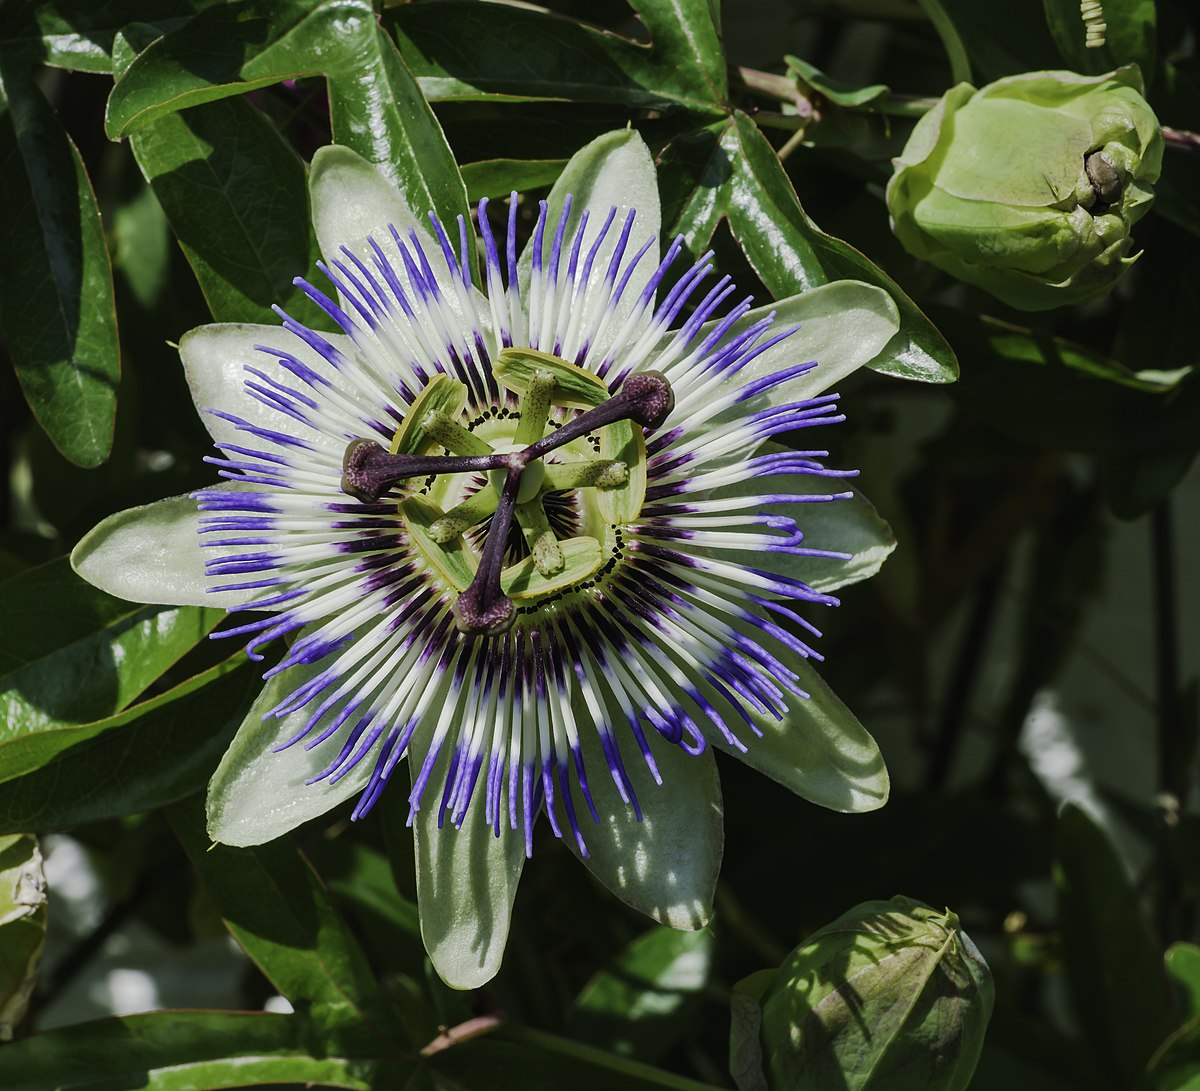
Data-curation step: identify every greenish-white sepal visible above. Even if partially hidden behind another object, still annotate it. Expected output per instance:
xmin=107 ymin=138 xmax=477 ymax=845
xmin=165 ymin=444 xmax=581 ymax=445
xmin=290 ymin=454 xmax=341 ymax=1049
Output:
xmin=180 ymin=323 xmax=351 ymax=454
xmin=706 ymin=628 xmax=889 ymax=813
xmin=697 ymin=279 xmax=898 ymax=424
xmin=690 ymin=444 xmax=897 ymax=593
xmin=411 ymin=770 xmax=526 ymax=991
xmin=564 ymin=708 xmax=723 ymax=930
xmin=71 ymin=485 xmax=254 ymax=609
xmin=519 ymin=130 xmax=661 ymax=360
xmin=206 ymin=651 xmax=372 ymax=847
xmin=309 ymin=145 xmax=490 ymax=334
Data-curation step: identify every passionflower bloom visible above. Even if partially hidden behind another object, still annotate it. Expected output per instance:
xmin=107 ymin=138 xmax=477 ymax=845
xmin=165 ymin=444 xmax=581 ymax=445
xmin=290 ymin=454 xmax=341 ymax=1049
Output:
xmin=73 ymin=131 xmax=896 ymax=988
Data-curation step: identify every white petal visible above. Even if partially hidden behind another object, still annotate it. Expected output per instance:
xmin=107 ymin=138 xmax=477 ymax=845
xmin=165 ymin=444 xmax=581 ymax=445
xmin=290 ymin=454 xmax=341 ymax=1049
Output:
xmin=206 ymin=654 xmax=372 ymax=846
xmin=564 ymin=704 xmax=723 ymax=930
xmin=309 ymin=145 xmax=491 ymax=334
xmin=673 ymin=280 xmax=899 ymax=432
xmin=520 ymin=129 xmax=661 ymax=360
xmin=71 ymin=487 xmax=250 ymax=609
xmin=707 ymin=623 xmax=890 ymax=813
xmin=690 ymin=450 xmax=896 ymax=592
xmin=411 ymin=772 xmax=526 ymax=990
xmin=180 ymin=323 xmax=350 ymax=452
xmin=311 ymin=145 xmax=430 ymax=269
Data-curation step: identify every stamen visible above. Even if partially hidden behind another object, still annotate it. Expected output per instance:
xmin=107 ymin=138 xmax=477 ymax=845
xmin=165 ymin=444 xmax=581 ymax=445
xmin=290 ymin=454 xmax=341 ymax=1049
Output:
xmin=542 ymin=458 xmax=629 ymax=490
xmin=516 ymin=499 xmax=565 ymax=575
xmin=341 ymin=438 xmax=504 ymax=503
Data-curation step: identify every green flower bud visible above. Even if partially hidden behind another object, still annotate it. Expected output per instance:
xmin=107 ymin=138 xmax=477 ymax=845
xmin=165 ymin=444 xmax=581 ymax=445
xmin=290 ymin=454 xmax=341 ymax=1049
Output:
xmin=886 ymin=68 xmax=1163 ymax=311
xmin=730 ymin=896 xmax=993 ymax=1091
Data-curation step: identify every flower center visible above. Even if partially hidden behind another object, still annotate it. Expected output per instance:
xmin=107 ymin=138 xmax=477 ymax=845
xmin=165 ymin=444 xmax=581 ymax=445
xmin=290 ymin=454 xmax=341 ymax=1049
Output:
xmin=339 ymin=350 xmax=673 ymax=636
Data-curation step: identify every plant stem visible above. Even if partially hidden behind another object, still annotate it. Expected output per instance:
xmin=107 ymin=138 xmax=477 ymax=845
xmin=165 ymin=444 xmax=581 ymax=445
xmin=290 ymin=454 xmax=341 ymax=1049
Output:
xmin=926 ymin=557 xmax=1007 ymax=791
xmin=1151 ymin=497 xmax=1185 ymax=944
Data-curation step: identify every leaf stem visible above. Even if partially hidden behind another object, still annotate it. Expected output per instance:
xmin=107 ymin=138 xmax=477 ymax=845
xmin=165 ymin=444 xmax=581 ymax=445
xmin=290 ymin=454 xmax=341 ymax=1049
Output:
xmin=1151 ymin=496 xmax=1186 ymax=944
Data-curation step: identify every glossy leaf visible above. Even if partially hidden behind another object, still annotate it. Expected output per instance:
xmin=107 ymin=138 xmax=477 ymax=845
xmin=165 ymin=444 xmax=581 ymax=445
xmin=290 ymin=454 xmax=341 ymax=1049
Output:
xmin=106 ymin=0 xmax=469 ymax=231
xmin=572 ymin=926 xmax=713 ymax=1062
xmin=387 ymin=0 xmax=726 ymax=112
xmin=0 ymin=834 xmax=45 ymax=1041
xmin=0 ymin=656 xmax=255 ymax=835
xmin=1054 ymin=803 xmax=1175 ymax=1088
xmin=0 ymin=558 xmax=222 ymax=783
xmin=0 ymin=1010 xmax=412 ymax=1089
xmin=659 ymin=114 xmax=957 ymax=384
xmin=461 ymin=159 xmax=566 ymax=202
xmin=129 ymin=96 xmax=324 ymax=326
xmin=931 ymin=0 xmax=1062 ymax=81
xmin=0 ymin=0 xmax=194 ymax=73
xmin=169 ymin=797 xmax=403 ymax=1046
xmin=0 ymin=56 xmax=119 ymax=468
xmin=940 ymin=306 xmax=1200 ymax=460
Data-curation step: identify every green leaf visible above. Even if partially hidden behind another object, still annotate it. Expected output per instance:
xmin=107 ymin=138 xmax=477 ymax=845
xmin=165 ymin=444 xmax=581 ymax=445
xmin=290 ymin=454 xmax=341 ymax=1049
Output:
xmin=0 ymin=558 xmax=222 ymax=783
xmin=729 ymin=970 xmax=772 ymax=1091
xmin=427 ymin=1022 xmax=725 ymax=1091
xmin=1044 ymin=0 xmax=1157 ymax=82
xmin=0 ymin=55 xmax=119 ymax=468
xmin=572 ymin=926 xmax=713 ymax=1062
xmin=660 ymin=115 xmax=957 ymax=384
xmin=0 ymin=1010 xmax=412 ymax=1089
xmin=930 ymin=0 xmax=1062 ymax=81
xmin=461 ymin=159 xmax=567 ymax=203
xmin=169 ymin=796 xmax=404 ymax=1046
xmin=0 ymin=834 xmax=45 ymax=1041
xmin=106 ymin=0 xmax=469 ymax=232
xmin=386 ymin=0 xmax=726 ymax=112
xmin=0 ymin=0 xmax=194 ymax=73
xmin=1166 ymin=943 xmax=1200 ymax=1020
xmin=129 ymin=96 xmax=324 ymax=325
xmin=624 ymin=0 xmax=727 ymax=104
xmin=784 ymin=56 xmax=889 ymax=108
xmin=1054 ymin=803 xmax=1175 ymax=1087
xmin=0 ymin=656 xmax=255 ymax=835
xmin=939 ymin=306 xmax=1200 ymax=459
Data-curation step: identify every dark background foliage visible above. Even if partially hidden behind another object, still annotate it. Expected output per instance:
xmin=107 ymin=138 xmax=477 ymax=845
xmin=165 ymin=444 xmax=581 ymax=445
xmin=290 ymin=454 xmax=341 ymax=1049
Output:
xmin=0 ymin=0 xmax=1197 ymax=1087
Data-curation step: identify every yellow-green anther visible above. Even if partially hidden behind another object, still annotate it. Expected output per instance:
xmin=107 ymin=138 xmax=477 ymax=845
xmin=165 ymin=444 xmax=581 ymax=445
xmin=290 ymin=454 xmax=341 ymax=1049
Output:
xmin=493 ymin=347 xmax=607 ymax=408
xmin=542 ymin=459 xmax=629 ymax=491
xmin=516 ymin=500 xmax=564 ymax=576
xmin=513 ymin=369 xmax=556 ymax=447
xmin=422 ymin=410 xmax=494 ymax=456
xmin=428 ymin=488 xmax=499 ymax=543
